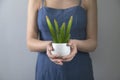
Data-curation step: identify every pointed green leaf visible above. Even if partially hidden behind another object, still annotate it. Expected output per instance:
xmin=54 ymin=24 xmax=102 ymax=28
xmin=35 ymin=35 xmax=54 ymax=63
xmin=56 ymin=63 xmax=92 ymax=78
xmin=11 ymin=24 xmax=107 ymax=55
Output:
xmin=46 ymin=16 xmax=57 ymax=42
xmin=64 ymin=34 xmax=71 ymax=43
xmin=60 ymin=22 xmax=65 ymax=43
xmin=54 ymin=19 xmax=59 ymax=34
xmin=65 ymin=16 xmax=73 ymax=42
xmin=66 ymin=16 xmax=73 ymax=34
xmin=54 ymin=19 xmax=60 ymax=43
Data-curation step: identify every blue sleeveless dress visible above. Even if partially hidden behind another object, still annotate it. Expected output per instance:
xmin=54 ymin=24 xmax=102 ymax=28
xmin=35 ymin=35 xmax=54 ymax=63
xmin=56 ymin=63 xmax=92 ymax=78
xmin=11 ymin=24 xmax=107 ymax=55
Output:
xmin=36 ymin=0 xmax=94 ymax=80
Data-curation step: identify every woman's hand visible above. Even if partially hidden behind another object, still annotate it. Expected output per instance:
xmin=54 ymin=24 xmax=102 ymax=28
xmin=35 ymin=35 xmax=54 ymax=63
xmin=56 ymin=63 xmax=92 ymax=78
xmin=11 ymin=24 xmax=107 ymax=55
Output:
xmin=46 ymin=42 xmax=63 ymax=65
xmin=62 ymin=40 xmax=78 ymax=62
xmin=47 ymin=40 xmax=78 ymax=64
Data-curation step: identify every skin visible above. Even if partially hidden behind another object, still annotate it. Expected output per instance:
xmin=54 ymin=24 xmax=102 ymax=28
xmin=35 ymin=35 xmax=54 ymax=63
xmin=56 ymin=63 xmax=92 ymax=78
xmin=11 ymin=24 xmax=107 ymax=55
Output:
xmin=27 ymin=0 xmax=98 ymax=65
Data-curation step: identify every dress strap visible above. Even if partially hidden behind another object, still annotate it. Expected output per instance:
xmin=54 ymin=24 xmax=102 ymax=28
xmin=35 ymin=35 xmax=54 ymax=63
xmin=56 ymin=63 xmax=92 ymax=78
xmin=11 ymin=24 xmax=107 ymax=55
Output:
xmin=41 ymin=0 xmax=45 ymax=7
xmin=39 ymin=0 xmax=44 ymax=9
xmin=41 ymin=0 xmax=46 ymax=8
xmin=80 ymin=0 xmax=82 ymax=5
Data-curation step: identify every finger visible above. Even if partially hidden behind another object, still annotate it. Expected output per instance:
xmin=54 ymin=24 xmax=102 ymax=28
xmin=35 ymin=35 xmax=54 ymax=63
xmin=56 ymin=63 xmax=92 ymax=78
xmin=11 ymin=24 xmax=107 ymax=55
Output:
xmin=67 ymin=42 xmax=72 ymax=46
xmin=47 ymin=51 xmax=59 ymax=59
xmin=69 ymin=43 xmax=75 ymax=50
xmin=63 ymin=45 xmax=74 ymax=59
xmin=62 ymin=45 xmax=77 ymax=60
xmin=70 ymin=44 xmax=77 ymax=53
xmin=63 ymin=57 xmax=74 ymax=62
xmin=48 ymin=47 xmax=53 ymax=51
xmin=62 ymin=54 xmax=75 ymax=60
xmin=50 ymin=59 xmax=63 ymax=65
xmin=51 ymin=58 xmax=63 ymax=62
xmin=47 ymin=48 xmax=56 ymax=59
xmin=57 ymin=61 xmax=63 ymax=65
xmin=47 ymin=43 xmax=54 ymax=51
xmin=62 ymin=48 xmax=75 ymax=59
xmin=47 ymin=42 xmax=58 ymax=58
xmin=55 ymin=61 xmax=63 ymax=65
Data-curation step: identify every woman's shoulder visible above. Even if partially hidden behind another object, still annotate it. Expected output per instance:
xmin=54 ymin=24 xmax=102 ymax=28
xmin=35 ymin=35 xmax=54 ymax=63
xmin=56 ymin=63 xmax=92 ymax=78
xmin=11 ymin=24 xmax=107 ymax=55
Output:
xmin=82 ymin=0 xmax=97 ymax=11
xmin=28 ymin=0 xmax=41 ymax=11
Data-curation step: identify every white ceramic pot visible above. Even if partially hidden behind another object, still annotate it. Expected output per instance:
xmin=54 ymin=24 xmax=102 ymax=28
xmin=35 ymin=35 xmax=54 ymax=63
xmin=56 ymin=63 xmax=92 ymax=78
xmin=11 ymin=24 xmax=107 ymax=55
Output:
xmin=51 ymin=43 xmax=70 ymax=57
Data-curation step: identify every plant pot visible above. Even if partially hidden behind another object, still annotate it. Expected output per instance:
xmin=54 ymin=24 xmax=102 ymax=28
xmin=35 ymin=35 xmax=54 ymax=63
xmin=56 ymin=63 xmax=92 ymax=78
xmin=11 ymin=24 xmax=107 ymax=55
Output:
xmin=51 ymin=43 xmax=70 ymax=57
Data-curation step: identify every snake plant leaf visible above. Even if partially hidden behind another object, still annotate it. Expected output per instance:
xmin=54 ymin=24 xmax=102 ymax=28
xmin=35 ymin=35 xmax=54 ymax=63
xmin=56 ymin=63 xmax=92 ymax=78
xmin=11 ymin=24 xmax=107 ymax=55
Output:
xmin=57 ymin=33 xmax=61 ymax=43
xmin=46 ymin=16 xmax=57 ymax=42
xmin=60 ymin=22 xmax=65 ymax=43
xmin=64 ymin=34 xmax=71 ymax=43
xmin=54 ymin=19 xmax=59 ymax=34
xmin=65 ymin=16 xmax=73 ymax=42
xmin=66 ymin=16 xmax=73 ymax=34
xmin=54 ymin=19 xmax=59 ymax=43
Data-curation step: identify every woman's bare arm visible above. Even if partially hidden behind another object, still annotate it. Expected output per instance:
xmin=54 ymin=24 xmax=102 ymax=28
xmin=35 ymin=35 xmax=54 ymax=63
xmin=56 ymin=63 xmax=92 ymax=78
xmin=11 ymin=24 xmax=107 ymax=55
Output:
xmin=26 ymin=0 xmax=51 ymax=52
xmin=73 ymin=0 xmax=98 ymax=52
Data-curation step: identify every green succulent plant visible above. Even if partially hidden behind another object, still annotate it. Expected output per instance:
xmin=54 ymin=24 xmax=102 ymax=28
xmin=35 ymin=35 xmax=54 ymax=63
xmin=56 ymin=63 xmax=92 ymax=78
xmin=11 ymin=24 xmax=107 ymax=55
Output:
xmin=46 ymin=15 xmax=73 ymax=43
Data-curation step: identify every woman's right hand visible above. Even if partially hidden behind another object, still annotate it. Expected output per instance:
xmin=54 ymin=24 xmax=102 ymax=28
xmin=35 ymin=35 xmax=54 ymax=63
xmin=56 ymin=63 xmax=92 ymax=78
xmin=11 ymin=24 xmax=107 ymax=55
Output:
xmin=46 ymin=42 xmax=63 ymax=65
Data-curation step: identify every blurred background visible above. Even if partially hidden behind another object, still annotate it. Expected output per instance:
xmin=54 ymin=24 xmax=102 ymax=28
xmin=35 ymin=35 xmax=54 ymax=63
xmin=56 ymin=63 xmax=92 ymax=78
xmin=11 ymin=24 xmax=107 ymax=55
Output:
xmin=0 ymin=0 xmax=120 ymax=80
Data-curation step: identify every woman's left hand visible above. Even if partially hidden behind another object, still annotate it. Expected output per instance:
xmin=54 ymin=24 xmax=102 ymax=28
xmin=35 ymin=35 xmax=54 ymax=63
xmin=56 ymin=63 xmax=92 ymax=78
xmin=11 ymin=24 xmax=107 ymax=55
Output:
xmin=62 ymin=39 xmax=78 ymax=62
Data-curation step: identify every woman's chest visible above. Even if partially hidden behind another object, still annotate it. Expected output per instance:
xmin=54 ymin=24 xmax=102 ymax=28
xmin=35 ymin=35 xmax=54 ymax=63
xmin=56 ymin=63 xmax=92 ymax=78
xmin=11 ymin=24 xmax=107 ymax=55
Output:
xmin=37 ymin=7 xmax=87 ymax=34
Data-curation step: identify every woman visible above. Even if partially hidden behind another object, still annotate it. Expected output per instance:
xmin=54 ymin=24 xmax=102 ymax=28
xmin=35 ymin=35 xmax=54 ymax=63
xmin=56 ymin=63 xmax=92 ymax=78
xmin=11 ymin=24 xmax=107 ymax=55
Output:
xmin=27 ymin=0 xmax=97 ymax=80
